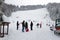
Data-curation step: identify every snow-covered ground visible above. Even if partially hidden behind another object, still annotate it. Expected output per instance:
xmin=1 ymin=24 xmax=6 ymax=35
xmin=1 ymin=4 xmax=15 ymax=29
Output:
xmin=0 ymin=8 xmax=60 ymax=40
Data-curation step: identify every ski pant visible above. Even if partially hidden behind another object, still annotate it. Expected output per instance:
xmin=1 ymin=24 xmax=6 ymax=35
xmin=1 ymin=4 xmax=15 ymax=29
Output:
xmin=22 ymin=26 xmax=25 ymax=32
xmin=31 ymin=26 xmax=33 ymax=30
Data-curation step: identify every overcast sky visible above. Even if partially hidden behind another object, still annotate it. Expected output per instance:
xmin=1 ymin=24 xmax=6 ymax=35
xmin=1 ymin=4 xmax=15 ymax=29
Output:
xmin=5 ymin=0 xmax=60 ymax=6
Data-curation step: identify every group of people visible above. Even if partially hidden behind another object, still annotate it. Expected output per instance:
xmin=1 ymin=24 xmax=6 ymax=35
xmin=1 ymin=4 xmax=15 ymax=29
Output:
xmin=16 ymin=20 xmax=42 ymax=32
xmin=17 ymin=20 xmax=34 ymax=32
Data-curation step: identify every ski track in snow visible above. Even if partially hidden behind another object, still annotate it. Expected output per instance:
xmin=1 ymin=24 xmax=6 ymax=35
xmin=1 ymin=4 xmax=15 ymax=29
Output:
xmin=0 ymin=8 xmax=60 ymax=40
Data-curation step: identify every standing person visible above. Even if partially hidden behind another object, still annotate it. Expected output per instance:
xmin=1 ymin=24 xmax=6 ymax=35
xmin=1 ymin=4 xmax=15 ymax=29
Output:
xmin=30 ymin=21 xmax=33 ymax=30
xmin=17 ymin=21 xmax=19 ymax=30
xmin=25 ymin=22 xmax=29 ymax=32
xmin=36 ymin=23 xmax=39 ymax=28
xmin=40 ymin=22 xmax=42 ymax=28
xmin=22 ymin=20 xmax=25 ymax=32
xmin=25 ymin=22 xmax=28 ymax=29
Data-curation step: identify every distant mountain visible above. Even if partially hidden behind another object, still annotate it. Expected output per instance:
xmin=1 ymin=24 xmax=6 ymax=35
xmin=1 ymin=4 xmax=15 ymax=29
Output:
xmin=20 ymin=5 xmax=45 ymax=11
xmin=1 ymin=1 xmax=60 ymax=21
xmin=0 ymin=3 xmax=45 ymax=17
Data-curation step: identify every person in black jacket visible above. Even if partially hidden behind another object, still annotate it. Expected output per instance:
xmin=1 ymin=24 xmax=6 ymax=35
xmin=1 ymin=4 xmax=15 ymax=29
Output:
xmin=36 ymin=23 xmax=39 ymax=28
xmin=25 ymin=22 xmax=29 ymax=32
xmin=30 ymin=21 xmax=33 ymax=30
xmin=22 ymin=20 xmax=25 ymax=32
xmin=17 ymin=21 xmax=19 ymax=30
xmin=25 ymin=22 xmax=28 ymax=29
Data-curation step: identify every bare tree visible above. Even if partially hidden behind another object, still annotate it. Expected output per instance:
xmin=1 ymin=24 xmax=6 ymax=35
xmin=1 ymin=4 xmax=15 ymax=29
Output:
xmin=46 ymin=3 xmax=60 ymax=21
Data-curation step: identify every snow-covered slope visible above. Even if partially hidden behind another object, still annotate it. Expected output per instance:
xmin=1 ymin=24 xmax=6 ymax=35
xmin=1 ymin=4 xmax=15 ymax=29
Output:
xmin=0 ymin=8 xmax=59 ymax=40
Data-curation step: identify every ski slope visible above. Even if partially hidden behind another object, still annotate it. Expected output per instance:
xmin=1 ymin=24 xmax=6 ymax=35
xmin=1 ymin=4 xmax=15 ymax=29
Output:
xmin=0 ymin=8 xmax=60 ymax=40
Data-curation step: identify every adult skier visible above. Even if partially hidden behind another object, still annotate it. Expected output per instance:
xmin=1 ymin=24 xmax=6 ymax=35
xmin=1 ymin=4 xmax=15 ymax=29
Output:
xmin=30 ymin=21 xmax=33 ymax=30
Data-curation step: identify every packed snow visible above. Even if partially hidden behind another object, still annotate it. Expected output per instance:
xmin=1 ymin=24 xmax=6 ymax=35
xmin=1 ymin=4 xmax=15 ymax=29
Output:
xmin=0 ymin=8 xmax=60 ymax=40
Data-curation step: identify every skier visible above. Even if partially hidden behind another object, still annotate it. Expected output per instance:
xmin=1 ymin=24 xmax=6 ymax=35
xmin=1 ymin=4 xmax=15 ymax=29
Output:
xmin=25 ymin=22 xmax=29 ymax=32
xmin=17 ymin=21 xmax=19 ymax=30
xmin=21 ymin=20 xmax=25 ymax=32
xmin=36 ymin=23 xmax=39 ymax=28
xmin=30 ymin=21 xmax=33 ymax=30
xmin=40 ymin=22 xmax=42 ymax=28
